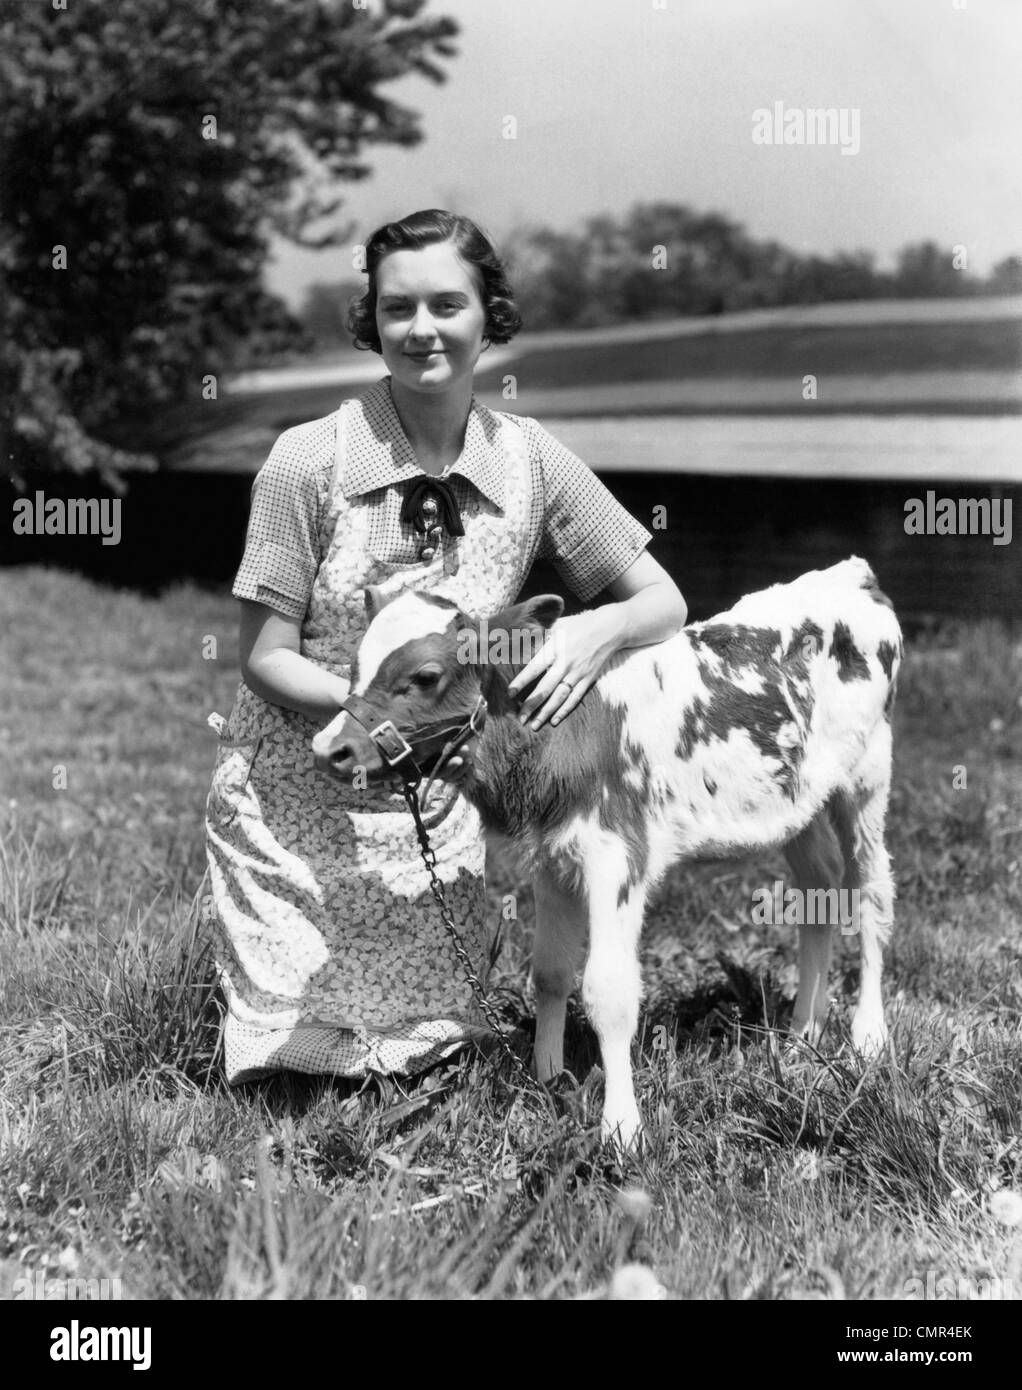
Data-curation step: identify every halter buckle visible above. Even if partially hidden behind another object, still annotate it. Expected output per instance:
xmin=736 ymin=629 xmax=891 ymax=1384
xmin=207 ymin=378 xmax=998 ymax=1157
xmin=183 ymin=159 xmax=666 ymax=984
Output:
xmin=369 ymin=719 xmax=414 ymax=767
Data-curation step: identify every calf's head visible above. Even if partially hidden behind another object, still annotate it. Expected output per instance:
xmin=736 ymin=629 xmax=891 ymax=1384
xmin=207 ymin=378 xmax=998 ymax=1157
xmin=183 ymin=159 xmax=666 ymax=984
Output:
xmin=312 ymin=586 xmax=563 ymax=786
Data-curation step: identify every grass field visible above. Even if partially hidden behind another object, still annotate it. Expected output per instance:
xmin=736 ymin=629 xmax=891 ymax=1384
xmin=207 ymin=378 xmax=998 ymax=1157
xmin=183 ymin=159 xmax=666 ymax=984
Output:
xmin=487 ymin=316 xmax=1022 ymax=390
xmin=1 ymin=568 xmax=1021 ymax=1300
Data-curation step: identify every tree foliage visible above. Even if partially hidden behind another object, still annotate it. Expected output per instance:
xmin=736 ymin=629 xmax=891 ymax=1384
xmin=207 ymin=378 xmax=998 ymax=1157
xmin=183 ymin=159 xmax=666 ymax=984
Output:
xmin=498 ymin=206 xmax=1016 ymax=334
xmin=0 ymin=0 xmax=457 ymax=480
xmin=299 ymin=278 xmax=367 ymax=348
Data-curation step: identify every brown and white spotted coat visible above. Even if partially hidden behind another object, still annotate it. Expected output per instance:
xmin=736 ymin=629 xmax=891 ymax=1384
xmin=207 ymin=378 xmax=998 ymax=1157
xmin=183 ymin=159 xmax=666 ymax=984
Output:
xmin=313 ymin=556 xmax=902 ymax=1149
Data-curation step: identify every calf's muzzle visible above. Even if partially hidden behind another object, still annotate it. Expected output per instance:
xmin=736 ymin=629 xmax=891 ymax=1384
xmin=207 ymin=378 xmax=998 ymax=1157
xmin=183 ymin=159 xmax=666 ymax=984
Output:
xmin=313 ymin=691 xmax=487 ymax=791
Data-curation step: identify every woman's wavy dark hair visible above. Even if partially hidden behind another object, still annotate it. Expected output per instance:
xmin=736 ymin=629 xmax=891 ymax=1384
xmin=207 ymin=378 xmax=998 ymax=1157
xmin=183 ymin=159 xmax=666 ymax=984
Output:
xmin=346 ymin=209 xmax=523 ymax=354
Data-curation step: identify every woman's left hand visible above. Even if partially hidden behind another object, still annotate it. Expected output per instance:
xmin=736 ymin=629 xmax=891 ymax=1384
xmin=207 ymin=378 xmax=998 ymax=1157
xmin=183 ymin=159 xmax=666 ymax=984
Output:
xmin=507 ymin=608 xmax=624 ymax=731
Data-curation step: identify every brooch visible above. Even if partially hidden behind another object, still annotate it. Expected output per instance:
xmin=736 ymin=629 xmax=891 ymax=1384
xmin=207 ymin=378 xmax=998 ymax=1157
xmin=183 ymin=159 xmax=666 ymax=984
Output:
xmin=400 ymin=476 xmax=466 ymax=562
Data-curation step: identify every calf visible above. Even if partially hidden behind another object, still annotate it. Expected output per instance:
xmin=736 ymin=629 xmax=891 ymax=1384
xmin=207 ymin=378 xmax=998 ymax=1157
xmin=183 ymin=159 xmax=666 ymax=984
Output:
xmin=312 ymin=557 xmax=902 ymax=1150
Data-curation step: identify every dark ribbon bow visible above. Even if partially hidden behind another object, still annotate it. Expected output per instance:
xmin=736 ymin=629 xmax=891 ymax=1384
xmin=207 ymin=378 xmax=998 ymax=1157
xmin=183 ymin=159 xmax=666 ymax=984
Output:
xmin=399 ymin=475 xmax=465 ymax=537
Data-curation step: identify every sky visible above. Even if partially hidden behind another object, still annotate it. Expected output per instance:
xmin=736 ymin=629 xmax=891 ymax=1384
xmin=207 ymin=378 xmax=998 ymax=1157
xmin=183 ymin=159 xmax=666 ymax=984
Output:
xmin=265 ymin=0 xmax=1022 ymax=307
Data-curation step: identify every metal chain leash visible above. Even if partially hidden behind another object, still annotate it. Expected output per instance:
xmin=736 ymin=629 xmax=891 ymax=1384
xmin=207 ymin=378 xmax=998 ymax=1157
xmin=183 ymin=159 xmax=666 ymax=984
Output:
xmin=399 ymin=781 xmax=537 ymax=1087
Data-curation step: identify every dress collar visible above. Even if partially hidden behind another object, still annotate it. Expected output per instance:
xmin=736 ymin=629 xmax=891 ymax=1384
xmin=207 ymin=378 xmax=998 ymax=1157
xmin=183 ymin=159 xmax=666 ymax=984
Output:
xmin=341 ymin=376 xmax=506 ymax=512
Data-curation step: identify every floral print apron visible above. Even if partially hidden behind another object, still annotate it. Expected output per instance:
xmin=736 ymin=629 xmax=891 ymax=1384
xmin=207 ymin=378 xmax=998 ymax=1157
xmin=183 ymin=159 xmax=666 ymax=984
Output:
xmin=203 ymin=401 xmax=538 ymax=1082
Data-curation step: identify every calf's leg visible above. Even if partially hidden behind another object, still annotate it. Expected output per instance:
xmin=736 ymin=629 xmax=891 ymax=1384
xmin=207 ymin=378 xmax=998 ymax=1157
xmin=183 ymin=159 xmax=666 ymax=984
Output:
xmin=578 ymin=832 xmax=646 ymax=1150
xmin=783 ymin=809 xmax=843 ymax=1045
xmin=829 ymin=726 xmax=895 ymax=1056
xmin=532 ymin=865 xmax=588 ymax=1082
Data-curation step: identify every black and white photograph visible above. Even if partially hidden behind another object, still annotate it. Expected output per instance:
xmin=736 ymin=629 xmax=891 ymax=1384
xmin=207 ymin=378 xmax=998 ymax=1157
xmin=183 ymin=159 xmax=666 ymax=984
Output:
xmin=1 ymin=0 xmax=1020 ymax=1332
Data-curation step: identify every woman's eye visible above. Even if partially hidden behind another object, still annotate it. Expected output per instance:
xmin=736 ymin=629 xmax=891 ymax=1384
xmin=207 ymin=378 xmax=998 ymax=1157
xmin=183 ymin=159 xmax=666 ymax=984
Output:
xmin=380 ymin=301 xmax=461 ymax=316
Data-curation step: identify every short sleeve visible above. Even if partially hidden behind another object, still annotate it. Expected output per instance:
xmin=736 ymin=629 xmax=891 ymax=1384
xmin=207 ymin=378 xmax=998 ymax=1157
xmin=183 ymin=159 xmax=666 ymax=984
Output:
xmin=528 ymin=419 xmax=653 ymax=602
xmin=232 ymin=425 xmax=331 ymax=619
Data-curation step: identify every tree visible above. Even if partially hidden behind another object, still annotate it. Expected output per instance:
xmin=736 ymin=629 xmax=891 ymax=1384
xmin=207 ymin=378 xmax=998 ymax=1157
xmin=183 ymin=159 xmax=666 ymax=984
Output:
xmin=893 ymin=240 xmax=963 ymax=299
xmin=299 ymin=278 xmax=368 ymax=349
xmin=986 ymin=255 xmax=1022 ymax=295
xmin=503 ymin=226 xmax=591 ymax=332
xmin=0 ymin=0 xmax=458 ymax=481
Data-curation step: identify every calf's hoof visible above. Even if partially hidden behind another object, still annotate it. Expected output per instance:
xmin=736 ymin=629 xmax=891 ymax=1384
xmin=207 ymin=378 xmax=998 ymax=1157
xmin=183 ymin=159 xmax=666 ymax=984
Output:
xmin=601 ymin=1107 xmax=644 ymax=1155
xmin=850 ymin=1010 xmax=888 ymax=1059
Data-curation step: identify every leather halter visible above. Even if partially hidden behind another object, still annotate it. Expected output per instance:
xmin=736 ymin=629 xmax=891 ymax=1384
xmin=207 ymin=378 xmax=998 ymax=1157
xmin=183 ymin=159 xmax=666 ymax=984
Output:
xmin=339 ymin=690 xmax=487 ymax=786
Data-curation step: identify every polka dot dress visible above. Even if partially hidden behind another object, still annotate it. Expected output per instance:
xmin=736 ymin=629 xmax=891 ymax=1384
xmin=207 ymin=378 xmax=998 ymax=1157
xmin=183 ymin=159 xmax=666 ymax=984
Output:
xmin=204 ymin=376 xmax=652 ymax=1084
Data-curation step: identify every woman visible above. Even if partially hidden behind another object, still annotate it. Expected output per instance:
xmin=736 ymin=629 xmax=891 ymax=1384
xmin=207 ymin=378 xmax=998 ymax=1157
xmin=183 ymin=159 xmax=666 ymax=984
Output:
xmin=204 ymin=209 xmax=687 ymax=1084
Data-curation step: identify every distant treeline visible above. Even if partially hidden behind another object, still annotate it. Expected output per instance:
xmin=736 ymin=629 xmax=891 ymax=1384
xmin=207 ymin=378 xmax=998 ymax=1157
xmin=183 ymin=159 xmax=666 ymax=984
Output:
xmin=301 ymin=202 xmax=1022 ymax=345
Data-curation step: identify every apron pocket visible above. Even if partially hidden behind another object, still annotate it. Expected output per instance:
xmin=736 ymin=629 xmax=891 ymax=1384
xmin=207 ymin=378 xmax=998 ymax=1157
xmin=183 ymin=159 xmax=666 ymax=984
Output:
xmin=208 ymin=736 xmax=263 ymax=830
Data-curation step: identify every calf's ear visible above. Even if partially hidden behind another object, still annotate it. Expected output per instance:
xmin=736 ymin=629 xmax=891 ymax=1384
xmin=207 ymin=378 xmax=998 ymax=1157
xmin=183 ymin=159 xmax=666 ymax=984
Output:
xmin=487 ymin=594 xmax=564 ymax=633
xmin=523 ymin=594 xmax=564 ymax=629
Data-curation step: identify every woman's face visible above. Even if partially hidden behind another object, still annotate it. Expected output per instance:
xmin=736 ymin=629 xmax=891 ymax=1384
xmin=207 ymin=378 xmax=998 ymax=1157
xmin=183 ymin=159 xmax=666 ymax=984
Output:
xmin=374 ymin=241 xmax=488 ymax=396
